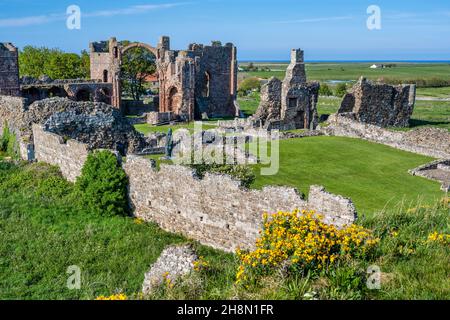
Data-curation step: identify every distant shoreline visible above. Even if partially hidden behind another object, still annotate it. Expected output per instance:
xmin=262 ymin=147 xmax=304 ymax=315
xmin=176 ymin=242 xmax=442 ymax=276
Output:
xmin=239 ymin=60 xmax=450 ymax=64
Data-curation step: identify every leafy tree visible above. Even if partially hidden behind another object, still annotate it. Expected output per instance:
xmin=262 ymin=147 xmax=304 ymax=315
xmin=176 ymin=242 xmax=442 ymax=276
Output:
xmin=120 ymin=46 xmax=157 ymax=101
xmin=19 ymin=46 xmax=89 ymax=79
xmin=335 ymin=83 xmax=348 ymax=97
xmin=75 ymin=151 xmax=128 ymax=217
xmin=319 ymin=83 xmax=333 ymax=96
xmin=238 ymin=77 xmax=261 ymax=96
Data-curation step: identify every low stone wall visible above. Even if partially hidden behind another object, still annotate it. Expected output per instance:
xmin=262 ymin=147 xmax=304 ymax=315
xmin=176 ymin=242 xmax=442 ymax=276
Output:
xmin=147 ymin=112 xmax=175 ymax=125
xmin=124 ymin=156 xmax=357 ymax=252
xmin=32 ymin=124 xmax=89 ymax=182
xmin=0 ymin=95 xmax=27 ymax=136
xmin=409 ymin=159 xmax=450 ymax=191
xmin=325 ymin=114 xmax=450 ymax=159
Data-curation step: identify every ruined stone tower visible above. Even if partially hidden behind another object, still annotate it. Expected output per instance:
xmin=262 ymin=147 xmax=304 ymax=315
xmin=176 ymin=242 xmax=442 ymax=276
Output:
xmin=253 ymin=48 xmax=319 ymax=130
xmin=89 ymin=37 xmax=121 ymax=108
xmin=0 ymin=43 xmax=20 ymax=96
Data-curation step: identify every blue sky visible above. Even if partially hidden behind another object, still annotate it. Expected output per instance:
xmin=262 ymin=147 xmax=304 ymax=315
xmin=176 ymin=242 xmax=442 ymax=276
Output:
xmin=0 ymin=0 xmax=449 ymax=60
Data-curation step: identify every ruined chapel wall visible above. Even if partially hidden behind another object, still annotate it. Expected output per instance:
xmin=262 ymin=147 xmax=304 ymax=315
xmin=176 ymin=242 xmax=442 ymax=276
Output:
xmin=193 ymin=44 xmax=237 ymax=117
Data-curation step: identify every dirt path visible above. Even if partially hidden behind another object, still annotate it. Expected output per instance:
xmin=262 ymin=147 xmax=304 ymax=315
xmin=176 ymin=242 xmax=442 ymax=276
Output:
xmin=416 ymin=97 xmax=450 ymax=101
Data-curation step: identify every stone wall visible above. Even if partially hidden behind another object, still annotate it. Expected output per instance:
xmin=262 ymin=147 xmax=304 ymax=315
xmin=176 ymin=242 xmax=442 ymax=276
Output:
xmin=0 ymin=43 xmax=20 ymax=96
xmin=124 ymin=156 xmax=357 ymax=252
xmin=338 ymin=77 xmax=416 ymax=127
xmin=325 ymin=113 xmax=450 ymax=159
xmin=409 ymin=159 xmax=450 ymax=192
xmin=0 ymin=95 xmax=27 ymax=136
xmin=32 ymin=124 xmax=89 ymax=182
xmin=147 ymin=111 xmax=175 ymax=125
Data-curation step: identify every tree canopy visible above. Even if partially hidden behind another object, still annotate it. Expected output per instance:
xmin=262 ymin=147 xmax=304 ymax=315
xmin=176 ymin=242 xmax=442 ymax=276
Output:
xmin=19 ymin=46 xmax=90 ymax=79
xmin=120 ymin=46 xmax=157 ymax=101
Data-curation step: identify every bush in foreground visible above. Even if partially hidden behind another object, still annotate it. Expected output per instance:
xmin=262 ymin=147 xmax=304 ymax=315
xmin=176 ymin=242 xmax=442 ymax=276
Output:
xmin=75 ymin=150 xmax=128 ymax=217
xmin=236 ymin=210 xmax=379 ymax=286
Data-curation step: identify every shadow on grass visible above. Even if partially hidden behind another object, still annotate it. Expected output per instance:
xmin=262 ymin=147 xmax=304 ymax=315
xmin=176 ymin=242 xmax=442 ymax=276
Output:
xmin=409 ymin=119 xmax=450 ymax=128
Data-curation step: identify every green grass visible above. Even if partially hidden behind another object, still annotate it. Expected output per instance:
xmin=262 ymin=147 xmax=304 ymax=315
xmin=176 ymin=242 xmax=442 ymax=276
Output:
xmin=0 ymin=153 xmax=448 ymax=300
xmin=238 ymin=92 xmax=261 ymax=117
xmin=243 ymin=62 xmax=450 ymax=83
xmin=416 ymin=86 xmax=450 ymax=98
xmin=0 ymin=161 xmax=235 ymax=300
xmin=252 ymin=136 xmax=443 ymax=216
xmin=134 ymin=122 xmax=217 ymax=135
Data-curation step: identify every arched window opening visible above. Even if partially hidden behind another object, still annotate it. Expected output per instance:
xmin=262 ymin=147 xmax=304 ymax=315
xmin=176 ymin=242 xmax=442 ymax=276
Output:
xmin=202 ymin=71 xmax=210 ymax=98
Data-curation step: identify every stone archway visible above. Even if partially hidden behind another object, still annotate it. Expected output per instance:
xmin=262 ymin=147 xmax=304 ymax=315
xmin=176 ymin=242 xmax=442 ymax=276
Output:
xmin=121 ymin=42 xmax=158 ymax=57
xmin=96 ymin=87 xmax=111 ymax=104
xmin=49 ymin=86 xmax=68 ymax=98
xmin=76 ymin=89 xmax=92 ymax=102
xmin=167 ymin=87 xmax=181 ymax=113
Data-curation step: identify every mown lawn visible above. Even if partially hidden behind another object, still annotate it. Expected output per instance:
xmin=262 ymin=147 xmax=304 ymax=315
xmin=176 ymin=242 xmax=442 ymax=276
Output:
xmin=134 ymin=121 xmax=218 ymax=135
xmin=252 ymin=136 xmax=443 ymax=216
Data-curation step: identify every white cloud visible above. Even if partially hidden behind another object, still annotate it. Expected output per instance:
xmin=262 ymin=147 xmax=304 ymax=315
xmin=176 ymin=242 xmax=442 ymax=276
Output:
xmin=273 ymin=16 xmax=353 ymax=24
xmin=84 ymin=3 xmax=190 ymax=18
xmin=0 ymin=14 xmax=63 ymax=27
xmin=0 ymin=2 xmax=191 ymax=28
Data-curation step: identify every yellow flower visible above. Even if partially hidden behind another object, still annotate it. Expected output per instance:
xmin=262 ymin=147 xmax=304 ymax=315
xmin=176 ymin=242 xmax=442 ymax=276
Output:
xmin=95 ymin=293 xmax=127 ymax=300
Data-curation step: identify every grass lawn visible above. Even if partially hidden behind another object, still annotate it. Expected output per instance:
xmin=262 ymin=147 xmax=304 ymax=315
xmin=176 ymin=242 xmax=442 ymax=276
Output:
xmin=134 ymin=122 xmax=217 ymax=135
xmin=416 ymin=86 xmax=450 ymax=98
xmin=252 ymin=136 xmax=443 ymax=216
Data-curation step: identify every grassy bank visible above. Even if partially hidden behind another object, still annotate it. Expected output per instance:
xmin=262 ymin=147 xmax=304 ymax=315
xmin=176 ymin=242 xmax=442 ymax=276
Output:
xmin=0 ymin=160 xmax=448 ymax=300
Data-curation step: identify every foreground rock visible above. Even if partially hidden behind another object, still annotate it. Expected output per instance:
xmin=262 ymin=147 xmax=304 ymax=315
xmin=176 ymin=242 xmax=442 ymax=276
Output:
xmin=142 ymin=244 xmax=198 ymax=295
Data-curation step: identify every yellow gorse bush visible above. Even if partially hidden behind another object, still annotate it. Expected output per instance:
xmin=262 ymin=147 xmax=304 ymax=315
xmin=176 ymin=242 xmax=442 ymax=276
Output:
xmin=427 ymin=232 xmax=450 ymax=245
xmin=193 ymin=256 xmax=210 ymax=272
xmin=236 ymin=210 xmax=379 ymax=284
xmin=95 ymin=293 xmax=128 ymax=300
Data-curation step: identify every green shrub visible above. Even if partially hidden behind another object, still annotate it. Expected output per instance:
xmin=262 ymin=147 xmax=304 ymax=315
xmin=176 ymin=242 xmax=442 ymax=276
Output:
xmin=0 ymin=123 xmax=10 ymax=152
xmin=334 ymin=83 xmax=348 ymax=97
xmin=191 ymin=163 xmax=255 ymax=188
xmin=319 ymin=83 xmax=333 ymax=96
xmin=75 ymin=150 xmax=128 ymax=216
xmin=238 ymin=77 xmax=261 ymax=96
xmin=0 ymin=123 xmax=18 ymax=159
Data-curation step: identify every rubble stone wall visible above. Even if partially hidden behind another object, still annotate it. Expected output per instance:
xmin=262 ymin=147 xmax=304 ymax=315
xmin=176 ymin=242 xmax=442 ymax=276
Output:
xmin=0 ymin=95 xmax=27 ymax=136
xmin=124 ymin=156 xmax=357 ymax=252
xmin=338 ymin=77 xmax=416 ymax=127
xmin=326 ymin=113 xmax=450 ymax=159
xmin=32 ymin=124 xmax=89 ymax=182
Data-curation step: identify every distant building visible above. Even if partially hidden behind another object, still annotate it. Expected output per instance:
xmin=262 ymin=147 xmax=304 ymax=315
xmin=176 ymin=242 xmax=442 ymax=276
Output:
xmin=144 ymin=74 xmax=159 ymax=86
xmin=370 ymin=64 xmax=385 ymax=69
